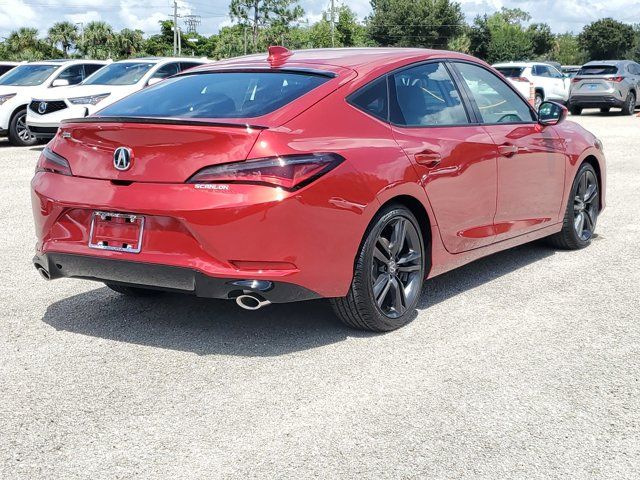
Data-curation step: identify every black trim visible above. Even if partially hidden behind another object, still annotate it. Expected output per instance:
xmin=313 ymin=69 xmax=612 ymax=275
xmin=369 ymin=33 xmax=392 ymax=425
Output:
xmin=33 ymin=253 xmax=321 ymax=303
xmin=60 ymin=116 xmax=268 ymax=130
xmin=29 ymin=125 xmax=58 ymax=139
xmin=568 ymin=95 xmax=626 ymax=108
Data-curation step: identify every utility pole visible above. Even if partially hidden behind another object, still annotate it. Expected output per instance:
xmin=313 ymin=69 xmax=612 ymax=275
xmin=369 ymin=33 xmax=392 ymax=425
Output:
xmin=173 ymin=0 xmax=178 ymax=55
xmin=75 ymin=22 xmax=84 ymax=58
xmin=330 ymin=0 xmax=335 ymax=48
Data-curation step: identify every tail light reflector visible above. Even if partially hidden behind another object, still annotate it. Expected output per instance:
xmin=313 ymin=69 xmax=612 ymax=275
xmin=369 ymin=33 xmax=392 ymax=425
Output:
xmin=514 ymin=77 xmax=530 ymax=83
xmin=187 ymin=153 xmax=344 ymax=191
xmin=35 ymin=147 xmax=72 ymax=176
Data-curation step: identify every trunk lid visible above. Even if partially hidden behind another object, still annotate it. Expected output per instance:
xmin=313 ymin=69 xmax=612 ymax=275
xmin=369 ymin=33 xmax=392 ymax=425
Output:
xmin=51 ymin=119 xmax=264 ymax=183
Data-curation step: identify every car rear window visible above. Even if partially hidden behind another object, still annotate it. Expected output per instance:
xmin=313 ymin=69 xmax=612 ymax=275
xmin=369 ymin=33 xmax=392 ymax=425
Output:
xmin=97 ymin=71 xmax=330 ymax=119
xmin=578 ymin=65 xmax=618 ymax=76
xmin=495 ymin=67 xmax=525 ymax=78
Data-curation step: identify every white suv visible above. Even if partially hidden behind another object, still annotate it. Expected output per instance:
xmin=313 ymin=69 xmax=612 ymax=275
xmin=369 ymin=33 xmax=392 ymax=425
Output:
xmin=493 ymin=62 xmax=571 ymax=109
xmin=0 ymin=59 xmax=108 ymax=146
xmin=27 ymin=57 xmax=211 ymax=140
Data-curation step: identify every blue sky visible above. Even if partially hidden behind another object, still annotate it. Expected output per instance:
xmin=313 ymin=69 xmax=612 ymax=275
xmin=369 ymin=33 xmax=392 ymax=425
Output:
xmin=1 ymin=0 xmax=638 ymax=39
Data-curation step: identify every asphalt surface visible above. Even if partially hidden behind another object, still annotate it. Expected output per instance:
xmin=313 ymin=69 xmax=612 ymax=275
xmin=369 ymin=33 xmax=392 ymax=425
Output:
xmin=1 ymin=112 xmax=639 ymax=479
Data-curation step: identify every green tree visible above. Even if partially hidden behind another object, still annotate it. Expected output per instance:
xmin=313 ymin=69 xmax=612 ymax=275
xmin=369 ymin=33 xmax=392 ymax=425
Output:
xmin=229 ymin=0 xmax=304 ymax=51
xmin=527 ymin=23 xmax=554 ymax=57
xmin=4 ymin=28 xmax=55 ymax=60
xmin=579 ymin=18 xmax=635 ymax=59
xmin=47 ymin=21 xmax=78 ymax=57
xmin=143 ymin=20 xmax=175 ymax=56
xmin=80 ymin=21 xmax=114 ymax=59
xmin=367 ymin=0 xmax=465 ymax=48
xmin=485 ymin=9 xmax=533 ymax=63
xmin=448 ymin=33 xmax=471 ymax=53
xmin=110 ymin=29 xmax=144 ymax=58
xmin=213 ymin=25 xmax=249 ymax=58
xmin=550 ymin=33 xmax=587 ymax=65
xmin=469 ymin=15 xmax=491 ymax=59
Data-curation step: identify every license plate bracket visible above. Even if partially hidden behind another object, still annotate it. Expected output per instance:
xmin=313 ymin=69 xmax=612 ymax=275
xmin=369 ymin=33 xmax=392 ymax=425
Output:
xmin=89 ymin=211 xmax=144 ymax=254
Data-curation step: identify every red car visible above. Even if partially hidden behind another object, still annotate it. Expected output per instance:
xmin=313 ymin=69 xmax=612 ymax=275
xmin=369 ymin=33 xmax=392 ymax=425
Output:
xmin=31 ymin=47 xmax=606 ymax=332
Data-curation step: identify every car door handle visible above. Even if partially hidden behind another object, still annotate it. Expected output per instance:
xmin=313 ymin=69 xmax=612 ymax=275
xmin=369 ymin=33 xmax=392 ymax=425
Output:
xmin=498 ymin=143 xmax=519 ymax=157
xmin=414 ymin=150 xmax=442 ymax=168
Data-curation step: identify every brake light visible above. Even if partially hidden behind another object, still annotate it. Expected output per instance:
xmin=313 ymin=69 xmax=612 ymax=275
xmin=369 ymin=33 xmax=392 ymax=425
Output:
xmin=608 ymin=76 xmax=624 ymax=83
xmin=187 ymin=153 xmax=344 ymax=191
xmin=35 ymin=147 xmax=72 ymax=176
xmin=571 ymin=77 xmax=581 ymax=83
xmin=514 ymin=77 xmax=530 ymax=83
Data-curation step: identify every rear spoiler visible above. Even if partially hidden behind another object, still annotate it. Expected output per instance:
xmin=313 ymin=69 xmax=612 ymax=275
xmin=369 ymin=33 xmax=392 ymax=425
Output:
xmin=60 ymin=116 xmax=268 ymax=130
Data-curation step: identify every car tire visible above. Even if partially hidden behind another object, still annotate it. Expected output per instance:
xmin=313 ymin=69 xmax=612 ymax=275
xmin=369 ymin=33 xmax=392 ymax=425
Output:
xmin=570 ymin=106 xmax=582 ymax=115
xmin=546 ymin=163 xmax=599 ymax=250
xmin=8 ymin=109 xmax=38 ymax=147
xmin=105 ymin=283 xmax=163 ymax=296
xmin=621 ymin=92 xmax=635 ymax=116
xmin=600 ymin=107 xmax=610 ymax=113
xmin=331 ymin=204 xmax=425 ymax=332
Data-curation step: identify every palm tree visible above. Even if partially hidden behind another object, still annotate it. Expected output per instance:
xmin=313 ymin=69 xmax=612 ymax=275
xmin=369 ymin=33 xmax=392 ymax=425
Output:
xmin=80 ymin=21 xmax=114 ymax=59
xmin=6 ymin=28 xmax=40 ymax=51
xmin=47 ymin=21 xmax=78 ymax=57
xmin=110 ymin=29 xmax=144 ymax=58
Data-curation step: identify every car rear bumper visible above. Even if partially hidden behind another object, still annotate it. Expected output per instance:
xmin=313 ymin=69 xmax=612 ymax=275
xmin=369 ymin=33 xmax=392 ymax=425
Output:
xmin=569 ymin=95 xmax=626 ymax=109
xmin=31 ymin=167 xmax=370 ymax=300
xmin=33 ymin=252 xmax=320 ymax=302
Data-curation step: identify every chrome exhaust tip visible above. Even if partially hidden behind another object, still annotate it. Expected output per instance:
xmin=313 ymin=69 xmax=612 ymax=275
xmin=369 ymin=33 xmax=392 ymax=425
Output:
xmin=36 ymin=265 xmax=51 ymax=280
xmin=235 ymin=293 xmax=271 ymax=310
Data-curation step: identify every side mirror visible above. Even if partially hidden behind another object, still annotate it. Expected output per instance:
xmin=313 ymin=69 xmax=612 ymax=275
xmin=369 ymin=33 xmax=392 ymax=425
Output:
xmin=146 ymin=77 xmax=162 ymax=87
xmin=51 ymin=79 xmax=69 ymax=87
xmin=538 ymin=101 xmax=568 ymax=126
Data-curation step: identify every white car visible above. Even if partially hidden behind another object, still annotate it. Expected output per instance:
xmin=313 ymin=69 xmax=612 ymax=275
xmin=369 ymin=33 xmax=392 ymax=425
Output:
xmin=493 ymin=62 xmax=571 ymax=109
xmin=27 ymin=57 xmax=211 ymax=140
xmin=0 ymin=59 xmax=108 ymax=146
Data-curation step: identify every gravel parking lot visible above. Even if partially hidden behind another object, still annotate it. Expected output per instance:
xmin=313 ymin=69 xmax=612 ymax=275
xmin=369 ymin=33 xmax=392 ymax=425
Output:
xmin=1 ymin=111 xmax=639 ymax=479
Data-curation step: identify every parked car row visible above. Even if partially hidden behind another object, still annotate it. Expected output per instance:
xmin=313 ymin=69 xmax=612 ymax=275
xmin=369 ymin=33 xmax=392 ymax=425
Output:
xmin=493 ymin=59 xmax=640 ymax=116
xmin=0 ymin=57 xmax=211 ymax=146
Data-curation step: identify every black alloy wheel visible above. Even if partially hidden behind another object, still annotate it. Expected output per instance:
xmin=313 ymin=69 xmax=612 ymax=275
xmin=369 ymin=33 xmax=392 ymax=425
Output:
xmin=8 ymin=109 xmax=38 ymax=146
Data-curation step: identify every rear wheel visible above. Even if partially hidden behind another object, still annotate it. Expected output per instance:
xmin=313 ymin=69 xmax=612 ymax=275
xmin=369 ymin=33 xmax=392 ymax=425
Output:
xmin=331 ymin=205 xmax=425 ymax=332
xmin=621 ymin=92 xmax=636 ymax=116
xmin=600 ymin=107 xmax=610 ymax=113
xmin=105 ymin=283 xmax=163 ymax=297
xmin=8 ymin=109 xmax=38 ymax=147
xmin=534 ymin=93 xmax=543 ymax=110
xmin=547 ymin=163 xmax=599 ymax=250
xmin=570 ymin=106 xmax=582 ymax=116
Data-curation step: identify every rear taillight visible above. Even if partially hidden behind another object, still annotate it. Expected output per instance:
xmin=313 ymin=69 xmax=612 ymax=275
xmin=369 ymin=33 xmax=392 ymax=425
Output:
xmin=571 ymin=77 xmax=581 ymax=83
xmin=35 ymin=147 xmax=72 ymax=176
xmin=187 ymin=153 xmax=344 ymax=191
xmin=608 ymin=76 xmax=624 ymax=83
xmin=514 ymin=77 xmax=530 ymax=83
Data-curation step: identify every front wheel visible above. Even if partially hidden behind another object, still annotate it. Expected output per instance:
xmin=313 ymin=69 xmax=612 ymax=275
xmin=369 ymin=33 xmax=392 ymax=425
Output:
xmin=8 ymin=109 xmax=38 ymax=146
xmin=547 ymin=163 xmax=599 ymax=250
xmin=331 ymin=205 xmax=425 ymax=332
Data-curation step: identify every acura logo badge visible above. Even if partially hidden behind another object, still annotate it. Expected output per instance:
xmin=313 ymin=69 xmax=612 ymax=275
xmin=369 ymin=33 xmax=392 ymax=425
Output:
xmin=113 ymin=147 xmax=132 ymax=171
xmin=38 ymin=102 xmax=47 ymax=114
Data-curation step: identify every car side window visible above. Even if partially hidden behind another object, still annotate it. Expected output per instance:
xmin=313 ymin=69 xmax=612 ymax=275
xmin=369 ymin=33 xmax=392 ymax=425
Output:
xmin=536 ymin=65 xmax=551 ymax=77
xmin=150 ymin=63 xmax=179 ymax=80
xmin=390 ymin=62 xmax=468 ymax=127
xmin=57 ymin=64 xmax=84 ymax=85
xmin=83 ymin=63 xmax=104 ymax=77
xmin=179 ymin=62 xmax=202 ymax=72
xmin=453 ymin=62 xmax=535 ymax=124
xmin=348 ymin=76 xmax=388 ymax=121
xmin=549 ymin=66 xmax=563 ymax=79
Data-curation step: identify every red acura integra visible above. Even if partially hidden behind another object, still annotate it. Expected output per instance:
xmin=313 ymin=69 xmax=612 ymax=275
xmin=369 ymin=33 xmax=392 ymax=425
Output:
xmin=31 ymin=47 xmax=606 ymax=332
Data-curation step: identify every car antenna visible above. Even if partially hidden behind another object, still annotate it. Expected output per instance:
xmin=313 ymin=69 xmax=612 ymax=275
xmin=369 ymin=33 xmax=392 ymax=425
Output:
xmin=267 ymin=46 xmax=292 ymax=66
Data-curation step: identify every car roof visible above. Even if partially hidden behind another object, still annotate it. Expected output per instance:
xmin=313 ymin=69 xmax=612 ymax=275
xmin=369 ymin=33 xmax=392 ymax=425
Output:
xmin=492 ymin=62 xmax=553 ymax=68
xmin=185 ymin=47 xmax=483 ymax=77
xmin=582 ymin=60 xmax=632 ymax=66
xmin=117 ymin=57 xmax=210 ymax=64
xmin=27 ymin=59 xmax=109 ymax=66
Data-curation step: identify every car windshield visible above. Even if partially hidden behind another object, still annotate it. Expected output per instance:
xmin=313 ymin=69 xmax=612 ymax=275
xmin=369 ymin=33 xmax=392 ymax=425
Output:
xmin=578 ymin=65 xmax=619 ymax=76
xmin=97 ymin=71 xmax=330 ymax=118
xmin=0 ymin=64 xmax=58 ymax=86
xmin=495 ymin=67 xmax=525 ymax=78
xmin=83 ymin=62 xmax=155 ymax=85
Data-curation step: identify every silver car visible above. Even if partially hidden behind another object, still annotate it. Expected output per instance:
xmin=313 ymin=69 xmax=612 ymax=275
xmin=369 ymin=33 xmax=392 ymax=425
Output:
xmin=568 ymin=60 xmax=640 ymax=115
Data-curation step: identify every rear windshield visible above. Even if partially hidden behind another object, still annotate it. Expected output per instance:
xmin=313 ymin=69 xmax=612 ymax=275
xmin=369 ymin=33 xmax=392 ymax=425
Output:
xmin=83 ymin=62 xmax=154 ymax=85
xmin=577 ymin=65 xmax=618 ymax=76
xmin=97 ymin=71 xmax=330 ymax=119
xmin=495 ymin=67 xmax=525 ymax=78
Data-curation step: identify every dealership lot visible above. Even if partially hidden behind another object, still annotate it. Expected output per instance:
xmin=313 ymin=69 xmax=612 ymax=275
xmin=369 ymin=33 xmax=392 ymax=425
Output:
xmin=1 ymin=112 xmax=639 ymax=478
